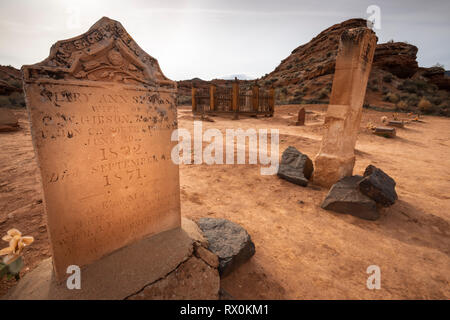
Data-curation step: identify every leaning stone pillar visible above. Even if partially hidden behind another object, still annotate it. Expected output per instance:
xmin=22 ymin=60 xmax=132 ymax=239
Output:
xmin=209 ymin=84 xmax=216 ymax=112
xmin=192 ymin=86 xmax=197 ymax=113
xmin=313 ymin=28 xmax=377 ymax=187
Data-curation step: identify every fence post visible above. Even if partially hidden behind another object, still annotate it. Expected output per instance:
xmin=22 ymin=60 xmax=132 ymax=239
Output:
xmin=191 ymin=86 xmax=197 ymax=113
xmin=269 ymin=87 xmax=275 ymax=116
xmin=210 ymin=84 xmax=216 ymax=112
xmin=252 ymin=84 xmax=259 ymax=113
xmin=232 ymin=78 xmax=239 ymax=119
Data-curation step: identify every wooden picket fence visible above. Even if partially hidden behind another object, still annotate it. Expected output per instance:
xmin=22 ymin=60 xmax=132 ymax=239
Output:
xmin=191 ymin=80 xmax=274 ymax=118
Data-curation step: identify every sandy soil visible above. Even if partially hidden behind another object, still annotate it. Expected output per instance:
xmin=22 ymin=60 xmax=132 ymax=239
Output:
xmin=0 ymin=105 xmax=449 ymax=299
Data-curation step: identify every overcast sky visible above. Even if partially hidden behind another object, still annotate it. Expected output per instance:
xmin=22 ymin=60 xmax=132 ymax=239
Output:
xmin=0 ymin=0 xmax=448 ymax=80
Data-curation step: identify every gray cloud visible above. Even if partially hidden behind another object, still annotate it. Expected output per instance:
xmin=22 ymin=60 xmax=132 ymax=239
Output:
xmin=0 ymin=0 xmax=448 ymax=80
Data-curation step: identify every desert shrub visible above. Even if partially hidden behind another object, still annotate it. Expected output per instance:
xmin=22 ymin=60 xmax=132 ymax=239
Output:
xmin=294 ymin=89 xmax=304 ymax=97
xmin=281 ymin=87 xmax=288 ymax=95
xmin=0 ymin=95 xmax=13 ymax=108
xmin=429 ymin=96 xmax=442 ymax=105
xmin=382 ymin=74 xmax=393 ymax=83
xmin=176 ymin=95 xmax=191 ymax=106
xmin=286 ymin=64 xmax=293 ymax=70
xmin=418 ymin=98 xmax=432 ymax=113
xmin=318 ymin=89 xmax=328 ymax=100
xmin=288 ymin=96 xmax=304 ymax=104
xmin=7 ymin=79 xmax=22 ymax=89
xmin=398 ymin=79 xmax=429 ymax=94
xmin=8 ymin=92 xmax=25 ymax=107
xmin=384 ymin=92 xmax=399 ymax=103
xmin=382 ymin=86 xmax=389 ymax=95
xmin=396 ymin=100 xmax=408 ymax=111
xmin=264 ymin=80 xmax=272 ymax=86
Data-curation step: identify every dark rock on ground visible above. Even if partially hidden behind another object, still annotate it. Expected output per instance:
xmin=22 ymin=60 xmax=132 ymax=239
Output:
xmin=358 ymin=165 xmax=398 ymax=207
xmin=321 ymin=175 xmax=379 ymax=220
xmin=277 ymin=146 xmax=314 ymax=187
xmin=197 ymin=218 xmax=255 ymax=277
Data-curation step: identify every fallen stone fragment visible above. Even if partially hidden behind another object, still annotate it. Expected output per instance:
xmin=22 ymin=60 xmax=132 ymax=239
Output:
xmin=127 ymin=256 xmax=220 ymax=300
xmin=321 ymin=176 xmax=379 ymax=220
xmin=388 ymin=120 xmax=404 ymax=128
xmin=194 ymin=244 xmax=219 ymax=269
xmin=358 ymin=165 xmax=398 ymax=207
xmin=197 ymin=218 xmax=255 ymax=277
xmin=277 ymin=146 xmax=314 ymax=187
xmin=372 ymin=126 xmax=396 ymax=138
xmin=181 ymin=217 xmax=208 ymax=247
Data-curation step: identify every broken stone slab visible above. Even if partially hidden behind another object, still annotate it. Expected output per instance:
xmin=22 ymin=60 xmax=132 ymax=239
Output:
xmin=373 ymin=126 xmax=396 ymax=138
xmin=358 ymin=165 xmax=398 ymax=207
xmin=3 ymin=224 xmax=220 ymax=300
xmin=197 ymin=218 xmax=255 ymax=277
xmin=388 ymin=120 xmax=404 ymax=128
xmin=277 ymin=146 xmax=314 ymax=187
xmin=0 ymin=108 xmax=20 ymax=132
xmin=182 ymin=217 xmax=208 ymax=248
xmin=127 ymin=255 xmax=219 ymax=300
xmin=321 ymin=176 xmax=379 ymax=220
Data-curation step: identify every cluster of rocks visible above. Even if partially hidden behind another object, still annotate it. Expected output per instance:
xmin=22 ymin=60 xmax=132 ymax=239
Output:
xmin=128 ymin=217 xmax=256 ymax=299
xmin=321 ymin=165 xmax=398 ymax=220
xmin=277 ymin=146 xmax=397 ymax=221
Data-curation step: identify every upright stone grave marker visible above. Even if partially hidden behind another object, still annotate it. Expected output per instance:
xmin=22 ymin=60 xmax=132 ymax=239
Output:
xmin=313 ymin=28 xmax=377 ymax=187
xmin=296 ymin=107 xmax=305 ymax=126
xmin=22 ymin=17 xmax=180 ymax=279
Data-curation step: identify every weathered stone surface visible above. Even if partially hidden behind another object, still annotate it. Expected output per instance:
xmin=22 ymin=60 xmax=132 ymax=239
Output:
xmin=277 ymin=146 xmax=313 ymax=187
xmin=197 ymin=218 xmax=255 ymax=277
xmin=373 ymin=126 xmax=396 ymax=138
xmin=314 ymin=27 xmax=377 ymax=187
xmin=295 ymin=107 xmax=305 ymax=126
xmin=0 ymin=108 xmax=20 ymax=132
xmin=358 ymin=165 xmax=398 ymax=207
xmin=194 ymin=245 xmax=219 ymax=269
xmin=321 ymin=176 xmax=379 ymax=220
xmin=127 ymin=256 xmax=220 ymax=300
xmin=388 ymin=120 xmax=404 ymax=128
xmin=181 ymin=217 xmax=208 ymax=247
xmin=373 ymin=42 xmax=419 ymax=78
xmin=4 ymin=228 xmax=194 ymax=300
xmin=22 ymin=17 xmax=180 ymax=279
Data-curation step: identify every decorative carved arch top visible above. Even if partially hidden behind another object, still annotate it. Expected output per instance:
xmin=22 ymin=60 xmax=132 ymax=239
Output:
xmin=22 ymin=17 xmax=175 ymax=89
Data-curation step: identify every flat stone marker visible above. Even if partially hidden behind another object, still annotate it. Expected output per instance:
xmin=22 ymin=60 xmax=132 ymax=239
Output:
xmin=373 ymin=126 xmax=396 ymax=138
xmin=387 ymin=120 xmax=404 ymax=128
xmin=22 ymin=17 xmax=180 ymax=280
xmin=313 ymin=28 xmax=377 ymax=187
xmin=295 ymin=107 xmax=305 ymax=126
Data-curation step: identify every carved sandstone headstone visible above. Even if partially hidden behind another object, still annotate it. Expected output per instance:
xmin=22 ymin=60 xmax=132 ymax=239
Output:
xmin=313 ymin=28 xmax=377 ymax=187
xmin=295 ymin=107 xmax=305 ymax=126
xmin=22 ymin=17 xmax=180 ymax=279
